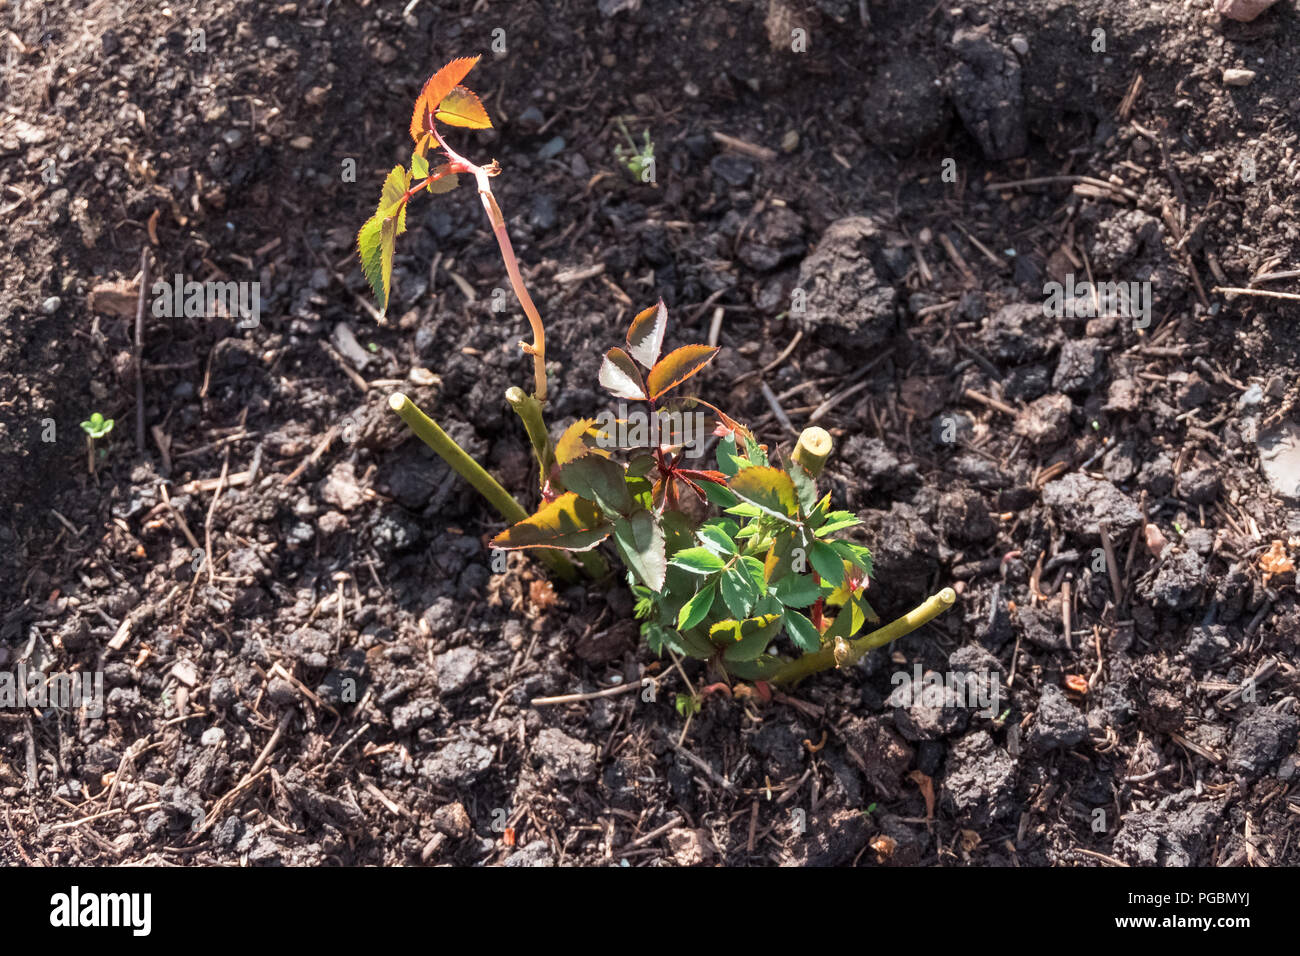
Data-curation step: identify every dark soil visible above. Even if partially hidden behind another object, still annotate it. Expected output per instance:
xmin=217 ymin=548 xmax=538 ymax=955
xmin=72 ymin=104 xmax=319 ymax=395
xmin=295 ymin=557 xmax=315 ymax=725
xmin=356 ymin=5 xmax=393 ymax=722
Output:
xmin=2 ymin=0 xmax=1299 ymax=866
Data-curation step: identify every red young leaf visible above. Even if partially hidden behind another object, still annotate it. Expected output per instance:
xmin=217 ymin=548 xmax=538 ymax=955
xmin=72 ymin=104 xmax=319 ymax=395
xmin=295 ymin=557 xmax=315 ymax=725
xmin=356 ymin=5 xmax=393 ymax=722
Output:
xmin=626 ymin=299 xmax=667 ymax=369
xmin=409 ymin=56 xmax=481 ymax=142
xmin=598 ymin=347 xmax=646 ymax=400
xmin=646 ymin=344 xmax=719 ymax=400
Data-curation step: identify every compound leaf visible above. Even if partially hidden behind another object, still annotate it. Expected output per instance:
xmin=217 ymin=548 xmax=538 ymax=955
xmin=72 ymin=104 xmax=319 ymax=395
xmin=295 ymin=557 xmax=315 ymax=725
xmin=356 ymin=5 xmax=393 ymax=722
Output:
xmin=409 ymin=55 xmax=481 ymax=142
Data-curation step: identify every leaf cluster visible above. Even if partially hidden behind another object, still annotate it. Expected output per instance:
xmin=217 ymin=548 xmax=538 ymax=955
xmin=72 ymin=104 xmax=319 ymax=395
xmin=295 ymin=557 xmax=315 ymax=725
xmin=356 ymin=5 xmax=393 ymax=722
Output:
xmin=357 ymin=56 xmax=490 ymax=315
xmin=491 ymin=302 xmax=876 ymax=681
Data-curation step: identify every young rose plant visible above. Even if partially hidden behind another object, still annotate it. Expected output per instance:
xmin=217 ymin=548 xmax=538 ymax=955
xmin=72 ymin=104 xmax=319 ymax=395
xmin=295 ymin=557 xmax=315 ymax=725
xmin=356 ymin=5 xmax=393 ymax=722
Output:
xmin=362 ymin=57 xmax=954 ymax=690
xmin=490 ymin=301 xmax=956 ymax=686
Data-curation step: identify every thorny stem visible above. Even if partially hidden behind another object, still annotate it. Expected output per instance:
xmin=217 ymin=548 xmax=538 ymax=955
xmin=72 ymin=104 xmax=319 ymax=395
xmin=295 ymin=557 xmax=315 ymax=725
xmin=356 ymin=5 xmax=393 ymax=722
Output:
xmin=434 ymin=127 xmax=548 ymax=403
xmin=770 ymin=588 xmax=958 ymax=685
xmin=388 ymin=392 xmax=576 ymax=582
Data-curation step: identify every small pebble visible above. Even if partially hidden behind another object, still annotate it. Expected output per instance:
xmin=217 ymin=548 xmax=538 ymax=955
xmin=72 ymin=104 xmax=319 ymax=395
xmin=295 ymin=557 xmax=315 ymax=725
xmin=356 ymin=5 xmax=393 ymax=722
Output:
xmin=537 ymin=136 xmax=565 ymax=160
xmin=40 ymin=296 xmax=60 ymax=314
xmin=1223 ymin=68 xmax=1257 ymax=87
xmin=1238 ymin=383 xmax=1264 ymax=409
xmin=1010 ymin=35 xmax=1029 ymax=55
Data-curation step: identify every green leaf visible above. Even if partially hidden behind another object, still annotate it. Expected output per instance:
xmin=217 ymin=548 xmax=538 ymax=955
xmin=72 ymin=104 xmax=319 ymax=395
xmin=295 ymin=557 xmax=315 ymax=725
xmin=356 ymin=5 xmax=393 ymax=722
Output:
xmin=783 ymin=609 xmax=822 ymax=653
xmin=612 ymin=510 xmax=666 ymax=592
xmin=724 ymin=655 xmax=783 ymax=680
xmin=809 ymin=539 xmax=845 ymax=587
xmin=410 ymin=149 xmax=430 ymax=180
xmin=670 ymin=547 xmax=726 ymax=575
xmin=774 ymin=573 xmax=822 ymax=608
xmin=598 ymin=347 xmax=646 ymax=400
xmin=806 ymin=493 xmax=831 ymax=530
xmin=644 ymin=621 xmax=667 ymax=656
xmin=763 ymin=531 xmax=798 ymax=586
xmin=788 ymin=461 xmax=818 ymax=515
xmin=675 ymin=625 xmax=719 ymax=659
xmin=728 ymin=466 xmax=800 ymax=523
xmin=646 ymin=344 xmax=719 ymax=400
xmin=702 ymin=479 xmax=739 ymax=509
xmin=822 ymin=592 xmax=870 ymax=643
xmin=626 ymin=299 xmax=668 ymax=369
xmin=738 ymin=555 xmax=767 ymax=593
xmin=426 ymin=162 xmax=460 ymax=194
xmin=626 ymin=453 xmax=656 ymax=478
xmin=721 ymin=614 xmax=784 ymax=662
xmin=660 ymin=509 xmax=696 ymax=554
xmin=80 ymin=413 xmax=115 ymax=438
xmin=720 ymin=563 xmax=761 ymax=619
xmin=830 ymin=539 xmax=874 ymax=576
xmin=560 ymin=455 xmax=631 ymax=516
xmin=697 ymin=524 xmax=737 ymax=557
xmin=743 ymin=433 xmax=768 ymax=467
xmin=357 ymin=165 xmax=410 ymax=315
xmin=677 ymin=582 xmax=716 ymax=631
xmin=378 ymin=212 xmax=404 ymax=312
xmin=716 ymin=435 xmax=744 ymax=477
xmin=815 ymin=511 xmax=861 ymax=536
xmin=489 ymin=492 xmax=612 ymax=551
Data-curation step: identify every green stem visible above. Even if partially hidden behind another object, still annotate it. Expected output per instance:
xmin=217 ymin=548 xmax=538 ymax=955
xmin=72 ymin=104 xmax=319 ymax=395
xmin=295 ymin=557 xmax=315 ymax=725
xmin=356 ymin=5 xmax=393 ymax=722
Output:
xmin=387 ymin=392 xmax=576 ymax=582
xmin=503 ymin=387 xmax=609 ymax=580
xmin=771 ymin=588 xmax=957 ymax=685
xmin=505 ymin=387 xmax=554 ymax=489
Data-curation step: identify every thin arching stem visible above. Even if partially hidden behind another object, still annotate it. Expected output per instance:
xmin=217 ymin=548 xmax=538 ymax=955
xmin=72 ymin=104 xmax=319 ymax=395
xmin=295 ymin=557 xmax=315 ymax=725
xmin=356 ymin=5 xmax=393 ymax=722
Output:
xmin=434 ymin=128 xmax=548 ymax=403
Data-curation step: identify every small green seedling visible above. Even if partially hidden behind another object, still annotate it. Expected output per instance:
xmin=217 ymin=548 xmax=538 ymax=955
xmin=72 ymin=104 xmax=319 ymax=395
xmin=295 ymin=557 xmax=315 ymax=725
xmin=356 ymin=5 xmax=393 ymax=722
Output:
xmin=614 ymin=118 xmax=655 ymax=183
xmin=80 ymin=412 xmax=114 ymax=474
